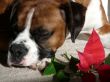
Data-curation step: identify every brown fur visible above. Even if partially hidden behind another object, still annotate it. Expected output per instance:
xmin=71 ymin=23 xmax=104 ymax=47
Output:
xmin=98 ymin=23 xmax=110 ymax=35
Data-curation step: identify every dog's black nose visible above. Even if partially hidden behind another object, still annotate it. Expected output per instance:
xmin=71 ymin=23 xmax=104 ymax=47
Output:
xmin=9 ymin=43 xmax=28 ymax=63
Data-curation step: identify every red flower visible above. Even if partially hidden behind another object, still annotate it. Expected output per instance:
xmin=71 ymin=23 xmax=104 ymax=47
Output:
xmin=77 ymin=29 xmax=105 ymax=72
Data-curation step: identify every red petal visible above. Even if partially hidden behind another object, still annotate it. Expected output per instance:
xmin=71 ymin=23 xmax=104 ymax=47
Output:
xmin=84 ymin=29 xmax=105 ymax=67
xmin=77 ymin=51 xmax=90 ymax=72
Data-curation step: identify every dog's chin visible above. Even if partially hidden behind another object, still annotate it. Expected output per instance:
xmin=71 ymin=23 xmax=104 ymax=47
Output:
xmin=8 ymin=58 xmax=37 ymax=67
xmin=7 ymin=57 xmax=51 ymax=70
xmin=7 ymin=59 xmax=34 ymax=67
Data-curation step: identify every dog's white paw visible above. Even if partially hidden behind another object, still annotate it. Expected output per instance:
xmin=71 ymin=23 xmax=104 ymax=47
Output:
xmin=37 ymin=58 xmax=51 ymax=70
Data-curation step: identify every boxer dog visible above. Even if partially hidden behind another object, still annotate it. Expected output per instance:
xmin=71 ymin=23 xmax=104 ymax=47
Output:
xmin=0 ymin=0 xmax=86 ymax=70
xmin=74 ymin=0 xmax=110 ymax=49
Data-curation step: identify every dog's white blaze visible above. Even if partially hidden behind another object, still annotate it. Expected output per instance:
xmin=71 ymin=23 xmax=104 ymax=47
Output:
xmin=24 ymin=8 xmax=35 ymax=33
xmin=81 ymin=0 xmax=103 ymax=33
xmin=8 ymin=8 xmax=39 ymax=66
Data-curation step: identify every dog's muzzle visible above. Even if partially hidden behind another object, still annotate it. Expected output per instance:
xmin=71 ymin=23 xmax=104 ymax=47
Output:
xmin=8 ymin=42 xmax=53 ymax=69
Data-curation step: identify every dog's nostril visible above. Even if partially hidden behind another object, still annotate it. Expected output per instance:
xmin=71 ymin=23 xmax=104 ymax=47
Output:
xmin=9 ymin=43 xmax=28 ymax=59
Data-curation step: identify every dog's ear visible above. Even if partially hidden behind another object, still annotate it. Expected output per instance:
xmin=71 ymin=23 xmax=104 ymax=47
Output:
xmin=68 ymin=2 xmax=86 ymax=42
xmin=58 ymin=0 xmax=86 ymax=42
xmin=0 ymin=0 xmax=14 ymax=14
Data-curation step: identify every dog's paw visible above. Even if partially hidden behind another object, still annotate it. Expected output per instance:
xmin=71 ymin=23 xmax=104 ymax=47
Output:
xmin=37 ymin=58 xmax=51 ymax=70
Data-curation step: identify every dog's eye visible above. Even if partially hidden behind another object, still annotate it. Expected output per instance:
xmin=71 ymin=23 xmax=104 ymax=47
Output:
xmin=34 ymin=28 xmax=51 ymax=37
xmin=32 ymin=28 xmax=53 ymax=42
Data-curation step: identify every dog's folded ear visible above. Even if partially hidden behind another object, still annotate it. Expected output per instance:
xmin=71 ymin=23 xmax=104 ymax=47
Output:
xmin=0 ymin=0 xmax=14 ymax=14
xmin=68 ymin=2 xmax=86 ymax=42
xmin=57 ymin=0 xmax=86 ymax=42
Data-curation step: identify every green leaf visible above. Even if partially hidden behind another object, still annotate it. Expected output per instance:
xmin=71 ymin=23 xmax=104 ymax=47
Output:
xmin=43 ymin=62 xmax=56 ymax=75
xmin=69 ymin=56 xmax=79 ymax=73
xmin=104 ymin=54 xmax=110 ymax=65
xmin=52 ymin=60 xmax=65 ymax=72
xmin=53 ymin=71 xmax=70 ymax=82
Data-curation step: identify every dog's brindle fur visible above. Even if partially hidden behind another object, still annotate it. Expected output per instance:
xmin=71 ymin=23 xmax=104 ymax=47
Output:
xmin=0 ymin=0 xmax=86 ymax=69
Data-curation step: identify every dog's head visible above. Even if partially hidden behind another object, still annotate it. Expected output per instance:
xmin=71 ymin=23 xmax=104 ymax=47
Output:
xmin=6 ymin=0 xmax=86 ymax=69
